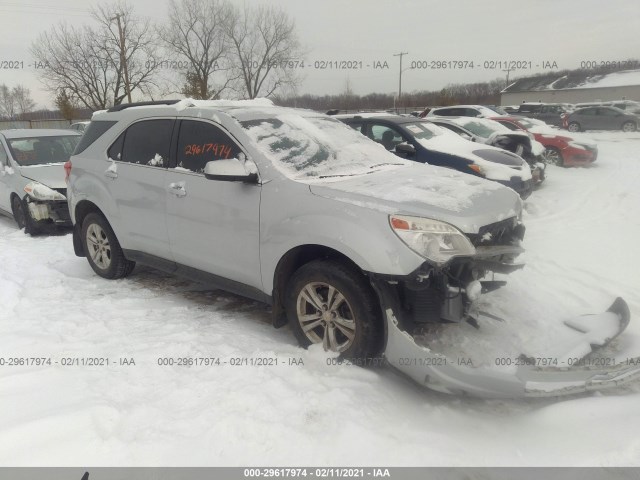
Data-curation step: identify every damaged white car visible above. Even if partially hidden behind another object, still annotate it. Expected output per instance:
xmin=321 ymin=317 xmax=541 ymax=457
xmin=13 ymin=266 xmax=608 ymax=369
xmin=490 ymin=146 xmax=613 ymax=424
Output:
xmin=0 ymin=129 xmax=81 ymax=234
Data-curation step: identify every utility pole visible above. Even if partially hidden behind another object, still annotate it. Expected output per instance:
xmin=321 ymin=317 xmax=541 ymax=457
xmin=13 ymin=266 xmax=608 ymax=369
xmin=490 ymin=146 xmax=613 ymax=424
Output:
xmin=394 ymin=52 xmax=408 ymax=106
xmin=502 ymin=68 xmax=514 ymax=89
xmin=111 ymin=13 xmax=132 ymax=103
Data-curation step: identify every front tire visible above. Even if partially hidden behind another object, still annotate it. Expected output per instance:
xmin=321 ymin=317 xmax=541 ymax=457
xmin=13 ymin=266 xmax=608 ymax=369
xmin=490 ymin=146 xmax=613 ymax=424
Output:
xmin=568 ymin=122 xmax=581 ymax=132
xmin=543 ymin=147 xmax=564 ymax=167
xmin=285 ymin=260 xmax=383 ymax=360
xmin=81 ymin=212 xmax=135 ymax=279
xmin=622 ymin=121 xmax=636 ymax=132
xmin=12 ymin=196 xmax=41 ymax=235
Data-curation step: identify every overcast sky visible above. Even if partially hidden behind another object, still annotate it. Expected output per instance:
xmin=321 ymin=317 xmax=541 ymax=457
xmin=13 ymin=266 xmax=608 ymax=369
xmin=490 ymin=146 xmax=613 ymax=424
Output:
xmin=0 ymin=0 xmax=639 ymax=108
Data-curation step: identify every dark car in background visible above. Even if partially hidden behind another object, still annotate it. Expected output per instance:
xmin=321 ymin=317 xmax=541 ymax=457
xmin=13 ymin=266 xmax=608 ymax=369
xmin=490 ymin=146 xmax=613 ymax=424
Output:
xmin=515 ymin=103 xmax=573 ymax=127
xmin=491 ymin=116 xmax=598 ymax=167
xmin=564 ymin=106 xmax=639 ymax=132
xmin=335 ymin=113 xmax=533 ymax=198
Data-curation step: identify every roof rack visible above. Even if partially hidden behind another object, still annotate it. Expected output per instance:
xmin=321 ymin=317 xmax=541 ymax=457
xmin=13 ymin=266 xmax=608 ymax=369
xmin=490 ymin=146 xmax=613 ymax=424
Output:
xmin=107 ymin=100 xmax=183 ymax=112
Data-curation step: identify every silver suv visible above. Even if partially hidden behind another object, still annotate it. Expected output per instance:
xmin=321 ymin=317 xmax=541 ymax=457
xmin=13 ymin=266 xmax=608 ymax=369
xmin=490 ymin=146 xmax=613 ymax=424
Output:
xmin=68 ymin=99 xmax=533 ymax=395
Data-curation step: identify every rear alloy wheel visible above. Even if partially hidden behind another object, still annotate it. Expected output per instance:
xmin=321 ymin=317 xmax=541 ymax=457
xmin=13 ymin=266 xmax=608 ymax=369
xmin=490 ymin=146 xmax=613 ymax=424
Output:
xmin=568 ymin=122 xmax=581 ymax=133
xmin=543 ymin=147 xmax=564 ymax=167
xmin=285 ymin=260 xmax=383 ymax=360
xmin=622 ymin=121 xmax=636 ymax=132
xmin=81 ymin=212 xmax=135 ymax=279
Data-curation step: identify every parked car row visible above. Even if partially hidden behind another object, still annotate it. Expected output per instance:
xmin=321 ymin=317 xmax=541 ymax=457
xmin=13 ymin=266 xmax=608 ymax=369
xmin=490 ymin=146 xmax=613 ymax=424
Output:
xmin=334 ymin=113 xmax=535 ymax=198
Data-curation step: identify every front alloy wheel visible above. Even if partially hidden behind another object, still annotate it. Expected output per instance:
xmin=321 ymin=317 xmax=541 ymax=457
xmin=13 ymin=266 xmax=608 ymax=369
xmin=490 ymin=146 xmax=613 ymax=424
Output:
xmin=543 ymin=147 xmax=563 ymax=166
xmin=622 ymin=121 xmax=636 ymax=132
xmin=285 ymin=260 xmax=383 ymax=360
xmin=296 ymin=282 xmax=356 ymax=352
xmin=568 ymin=122 xmax=581 ymax=132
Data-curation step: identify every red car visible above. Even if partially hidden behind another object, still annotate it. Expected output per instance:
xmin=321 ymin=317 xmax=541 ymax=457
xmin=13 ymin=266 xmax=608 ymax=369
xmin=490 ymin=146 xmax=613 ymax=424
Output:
xmin=489 ymin=116 xmax=598 ymax=167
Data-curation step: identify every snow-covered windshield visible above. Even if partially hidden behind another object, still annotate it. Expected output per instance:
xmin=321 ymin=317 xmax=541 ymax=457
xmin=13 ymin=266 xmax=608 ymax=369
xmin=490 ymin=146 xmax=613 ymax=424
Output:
xmin=452 ymin=118 xmax=511 ymax=139
xmin=241 ymin=114 xmax=407 ymax=180
xmin=7 ymin=136 xmax=80 ymax=166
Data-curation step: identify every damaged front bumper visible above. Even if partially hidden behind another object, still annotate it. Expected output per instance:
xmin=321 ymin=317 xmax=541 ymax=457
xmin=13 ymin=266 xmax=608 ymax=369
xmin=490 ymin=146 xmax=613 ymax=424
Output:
xmin=24 ymin=196 xmax=71 ymax=227
xmin=377 ymin=281 xmax=639 ymax=397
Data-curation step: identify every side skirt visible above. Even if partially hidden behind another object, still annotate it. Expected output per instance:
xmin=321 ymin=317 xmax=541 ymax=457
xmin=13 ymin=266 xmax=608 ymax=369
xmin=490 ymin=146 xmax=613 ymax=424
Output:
xmin=122 ymin=249 xmax=272 ymax=306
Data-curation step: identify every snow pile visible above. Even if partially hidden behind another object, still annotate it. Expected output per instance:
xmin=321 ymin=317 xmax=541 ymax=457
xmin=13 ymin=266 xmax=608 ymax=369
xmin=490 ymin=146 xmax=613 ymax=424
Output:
xmin=574 ymin=69 xmax=640 ymax=89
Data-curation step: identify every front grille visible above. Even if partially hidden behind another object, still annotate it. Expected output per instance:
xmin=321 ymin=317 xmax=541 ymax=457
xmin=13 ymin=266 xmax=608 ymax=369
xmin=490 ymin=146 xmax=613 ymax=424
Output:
xmin=468 ymin=217 xmax=524 ymax=247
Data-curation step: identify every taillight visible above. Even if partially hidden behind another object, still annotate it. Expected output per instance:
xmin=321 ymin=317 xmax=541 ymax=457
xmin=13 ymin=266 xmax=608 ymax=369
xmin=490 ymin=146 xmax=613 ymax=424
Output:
xmin=64 ymin=160 xmax=72 ymax=183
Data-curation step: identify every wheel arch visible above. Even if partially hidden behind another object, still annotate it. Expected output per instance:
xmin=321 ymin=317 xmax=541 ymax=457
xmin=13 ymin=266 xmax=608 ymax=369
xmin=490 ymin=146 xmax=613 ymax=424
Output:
xmin=270 ymin=244 xmax=376 ymax=328
xmin=72 ymin=200 xmax=108 ymax=256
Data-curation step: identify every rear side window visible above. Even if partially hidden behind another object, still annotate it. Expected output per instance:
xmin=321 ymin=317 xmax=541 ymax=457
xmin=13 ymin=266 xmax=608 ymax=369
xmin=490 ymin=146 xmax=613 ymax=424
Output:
xmin=497 ymin=121 xmax=519 ymax=131
xmin=120 ymin=119 xmax=174 ymax=167
xmin=73 ymin=121 xmax=117 ymax=155
xmin=176 ymin=120 xmax=241 ymax=173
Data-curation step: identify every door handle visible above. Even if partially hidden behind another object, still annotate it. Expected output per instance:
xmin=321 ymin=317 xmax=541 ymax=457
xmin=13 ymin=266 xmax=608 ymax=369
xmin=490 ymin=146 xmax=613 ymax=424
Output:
xmin=168 ymin=182 xmax=187 ymax=197
xmin=104 ymin=167 xmax=118 ymax=179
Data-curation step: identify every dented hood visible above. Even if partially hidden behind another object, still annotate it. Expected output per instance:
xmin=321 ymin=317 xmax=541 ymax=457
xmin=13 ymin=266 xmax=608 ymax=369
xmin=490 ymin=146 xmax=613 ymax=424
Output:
xmin=19 ymin=164 xmax=67 ymax=189
xmin=309 ymin=163 xmax=522 ymax=234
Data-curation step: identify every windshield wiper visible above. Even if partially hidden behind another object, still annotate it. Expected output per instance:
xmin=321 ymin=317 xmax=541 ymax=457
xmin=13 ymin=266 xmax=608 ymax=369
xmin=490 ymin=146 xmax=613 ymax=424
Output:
xmin=369 ymin=163 xmax=403 ymax=168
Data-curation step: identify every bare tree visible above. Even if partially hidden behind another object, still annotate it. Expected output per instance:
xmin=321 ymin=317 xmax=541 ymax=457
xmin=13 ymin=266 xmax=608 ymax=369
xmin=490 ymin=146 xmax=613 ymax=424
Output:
xmin=91 ymin=1 xmax=162 ymax=105
xmin=0 ymin=84 xmax=16 ymax=119
xmin=226 ymin=4 xmax=304 ymax=99
xmin=31 ymin=23 xmax=115 ymax=110
xmin=30 ymin=1 xmax=161 ymax=110
xmin=161 ymin=0 xmax=235 ymax=99
xmin=12 ymin=86 xmax=36 ymax=116
xmin=0 ymin=84 xmax=36 ymax=119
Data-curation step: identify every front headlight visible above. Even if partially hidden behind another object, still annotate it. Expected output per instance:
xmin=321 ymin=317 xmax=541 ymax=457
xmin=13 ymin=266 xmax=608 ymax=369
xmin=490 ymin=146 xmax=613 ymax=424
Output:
xmin=390 ymin=215 xmax=476 ymax=265
xmin=24 ymin=182 xmax=66 ymax=201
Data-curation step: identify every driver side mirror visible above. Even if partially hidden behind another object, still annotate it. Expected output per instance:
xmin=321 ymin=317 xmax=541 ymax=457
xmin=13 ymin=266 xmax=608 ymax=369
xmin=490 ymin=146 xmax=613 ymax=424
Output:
xmin=395 ymin=142 xmax=416 ymax=157
xmin=204 ymin=157 xmax=258 ymax=183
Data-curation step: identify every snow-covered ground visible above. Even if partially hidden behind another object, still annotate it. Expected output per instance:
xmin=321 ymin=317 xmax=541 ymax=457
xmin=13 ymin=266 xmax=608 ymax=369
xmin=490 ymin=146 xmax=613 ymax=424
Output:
xmin=1 ymin=131 xmax=640 ymax=466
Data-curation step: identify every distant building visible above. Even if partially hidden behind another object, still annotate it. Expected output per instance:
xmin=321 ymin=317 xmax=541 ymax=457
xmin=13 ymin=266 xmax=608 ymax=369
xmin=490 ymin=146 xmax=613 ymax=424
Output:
xmin=500 ymin=69 xmax=640 ymax=105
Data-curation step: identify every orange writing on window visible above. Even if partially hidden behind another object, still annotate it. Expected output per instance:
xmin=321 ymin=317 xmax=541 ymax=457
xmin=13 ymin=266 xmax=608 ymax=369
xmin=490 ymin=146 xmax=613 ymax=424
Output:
xmin=184 ymin=143 xmax=233 ymax=159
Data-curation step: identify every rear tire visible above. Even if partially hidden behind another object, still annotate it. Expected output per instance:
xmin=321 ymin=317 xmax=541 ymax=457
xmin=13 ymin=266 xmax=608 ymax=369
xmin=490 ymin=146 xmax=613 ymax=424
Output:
xmin=543 ymin=147 xmax=564 ymax=167
xmin=622 ymin=121 xmax=636 ymax=132
xmin=568 ymin=122 xmax=581 ymax=133
xmin=81 ymin=212 xmax=135 ymax=279
xmin=285 ymin=260 xmax=383 ymax=360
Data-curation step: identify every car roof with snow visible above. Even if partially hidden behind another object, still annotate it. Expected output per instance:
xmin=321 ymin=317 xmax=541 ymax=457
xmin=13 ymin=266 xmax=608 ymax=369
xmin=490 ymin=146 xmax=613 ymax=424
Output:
xmin=92 ymin=98 xmax=328 ymax=124
xmin=0 ymin=129 xmax=82 ymax=139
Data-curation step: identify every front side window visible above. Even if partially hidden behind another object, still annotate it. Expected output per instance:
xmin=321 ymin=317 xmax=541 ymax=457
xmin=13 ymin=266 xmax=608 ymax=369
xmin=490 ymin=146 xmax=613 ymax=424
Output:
xmin=369 ymin=124 xmax=405 ymax=150
xmin=176 ymin=120 xmax=242 ymax=173
xmin=120 ymin=119 xmax=174 ymax=167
